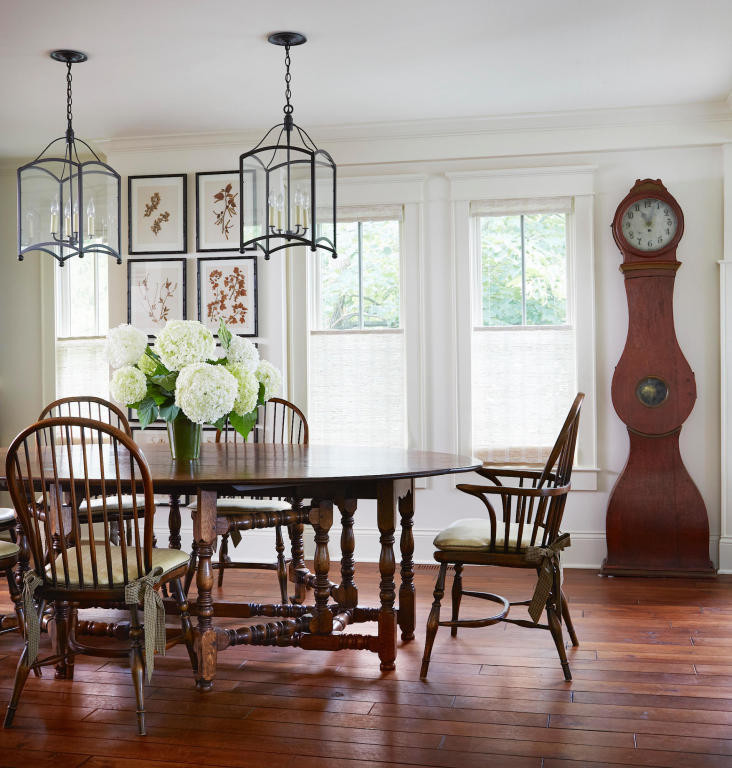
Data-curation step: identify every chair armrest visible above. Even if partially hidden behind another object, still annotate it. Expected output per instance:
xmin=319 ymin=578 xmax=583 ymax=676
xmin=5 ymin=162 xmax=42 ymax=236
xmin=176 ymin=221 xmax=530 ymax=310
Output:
xmin=458 ymin=482 xmax=570 ymax=499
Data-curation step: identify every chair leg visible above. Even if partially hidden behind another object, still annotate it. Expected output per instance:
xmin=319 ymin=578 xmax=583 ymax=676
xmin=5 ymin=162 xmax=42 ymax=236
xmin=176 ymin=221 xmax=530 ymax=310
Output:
xmin=451 ymin=563 xmax=463 ymax=638
xmin=547 ymin=602 xmax=572 ymax=681
xmin=561 ymin=589 xmax=579 ymax=647
xmin=170 ymin=578 xmax=197 ymax=674
xmin=184 ymin=540 xmax=198 ymax=596
xmin=54 ymin=601 xmax=74 ymax=680
xmin=129 ymin=604 xmax=146 ymax=736
xmin=217 ymin=534 xmax=230 ymax=589
xmin=3 ymin=644 xmax=32 ymax=727
xmin=275 ymin=525 xmax=288 ymax=604
xmin=288 ymin=521 xmax=307 ymax=605
xmin=420 ymin=562 xmax=447 ymax=679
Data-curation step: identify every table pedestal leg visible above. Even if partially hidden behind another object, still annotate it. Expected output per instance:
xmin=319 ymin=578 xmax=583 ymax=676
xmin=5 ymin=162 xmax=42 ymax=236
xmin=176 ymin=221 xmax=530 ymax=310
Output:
xmin=194 ymin=490 xmax=217 ymax=690
xmin=309 ymin=500 xmax=333 ymax=635
xmin=377 ymin=480 xmax=398 ymax=671
xmin=288 ymin=495 xmax=308 ymax=604
xmin=398 ymin=482 xmax=416 ymax=641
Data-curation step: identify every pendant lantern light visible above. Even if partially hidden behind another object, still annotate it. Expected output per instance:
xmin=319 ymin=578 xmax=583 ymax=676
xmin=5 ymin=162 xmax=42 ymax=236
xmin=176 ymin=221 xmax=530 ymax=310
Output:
xmin=239 ymin=32 xmax=337 ymax=260
xmin=17 ymin=50 xmax=121 ymax=267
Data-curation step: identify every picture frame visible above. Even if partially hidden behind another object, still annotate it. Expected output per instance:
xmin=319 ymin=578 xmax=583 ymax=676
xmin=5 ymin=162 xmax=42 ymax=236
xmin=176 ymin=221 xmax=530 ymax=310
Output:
xmin=127 ymin=257 xmax=187 ymax=337
xmin=197 ymin=255 xmax=257 ymax=337
xmin=128 ymin=174 xmax=187 ymax=254
xmin=195 ymin=169 xmax=256 ymax=252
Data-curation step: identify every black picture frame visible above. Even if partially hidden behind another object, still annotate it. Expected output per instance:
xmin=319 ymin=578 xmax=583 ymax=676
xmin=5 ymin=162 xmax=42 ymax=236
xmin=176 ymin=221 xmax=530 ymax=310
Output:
xmin=128 ymin=173 xmax=187 ymax=255
xmin=127 ymin=257 xmax=187 ymax=339
xmin=197 ymin=255 xmax=258 ymax=337
xmin=195 ymin=169 xmax=256 ymax=253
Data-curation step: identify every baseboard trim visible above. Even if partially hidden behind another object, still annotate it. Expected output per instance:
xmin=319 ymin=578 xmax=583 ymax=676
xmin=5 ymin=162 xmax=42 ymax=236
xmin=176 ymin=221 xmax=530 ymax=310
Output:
xmin=154 ymin=517 xmax=721 ymax=572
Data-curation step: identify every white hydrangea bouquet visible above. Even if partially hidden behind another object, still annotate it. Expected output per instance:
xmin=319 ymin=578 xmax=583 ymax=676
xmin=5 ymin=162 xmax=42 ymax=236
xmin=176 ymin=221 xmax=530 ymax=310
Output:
xmin=106 ymin=318 xmax=280 ymax=459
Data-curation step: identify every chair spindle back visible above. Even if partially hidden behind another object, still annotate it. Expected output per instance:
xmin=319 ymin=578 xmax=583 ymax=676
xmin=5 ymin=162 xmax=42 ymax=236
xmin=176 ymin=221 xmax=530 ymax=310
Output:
xmin=217 ymin=397 xmax=308 ymax=445
xmin=5 ymin=417 xmax=155 ymax=591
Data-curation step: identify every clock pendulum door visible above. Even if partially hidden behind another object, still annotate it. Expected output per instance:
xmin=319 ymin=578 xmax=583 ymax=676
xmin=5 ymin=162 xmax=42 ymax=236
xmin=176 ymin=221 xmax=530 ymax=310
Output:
xmin=602 ymin=179 xmax=714 ymax=577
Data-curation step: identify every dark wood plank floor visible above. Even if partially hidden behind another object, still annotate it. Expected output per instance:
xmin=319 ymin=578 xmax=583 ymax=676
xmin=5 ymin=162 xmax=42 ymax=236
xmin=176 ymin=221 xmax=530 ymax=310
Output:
xmin=0 ymin=564 xmax=731 ymax=767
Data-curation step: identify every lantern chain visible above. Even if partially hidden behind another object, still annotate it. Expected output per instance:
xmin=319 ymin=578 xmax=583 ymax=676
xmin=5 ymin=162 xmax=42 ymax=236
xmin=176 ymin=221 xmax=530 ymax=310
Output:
xmin=66 ymin=60 xmax=74 ymax=139
xmin=283 ymin=44 xmax=293 ymax=115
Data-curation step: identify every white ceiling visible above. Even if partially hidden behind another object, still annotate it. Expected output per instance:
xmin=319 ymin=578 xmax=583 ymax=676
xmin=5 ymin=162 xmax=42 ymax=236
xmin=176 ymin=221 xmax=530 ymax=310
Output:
xmin=2 ymin=0 xmax=732 ymax=159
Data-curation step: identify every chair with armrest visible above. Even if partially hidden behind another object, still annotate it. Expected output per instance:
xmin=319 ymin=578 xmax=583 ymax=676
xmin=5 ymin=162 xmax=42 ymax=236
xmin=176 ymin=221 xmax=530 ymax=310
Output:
xmin=185 ymin=397 xmax=310 ymax=603
xmin=420 ymin=392 xmax=584 ymax=681
xmin=3 ymin=416 xmax=194 ymax=735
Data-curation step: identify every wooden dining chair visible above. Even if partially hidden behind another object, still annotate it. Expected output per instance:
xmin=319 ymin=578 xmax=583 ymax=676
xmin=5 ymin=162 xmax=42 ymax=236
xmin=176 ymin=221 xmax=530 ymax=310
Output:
xmin=3 ymin=416 xmax=194 ymax=735
xmin=186 ymin=397 xmax=309 ymax=603
xmin=420 ymin=393 xmax=584 ymax=682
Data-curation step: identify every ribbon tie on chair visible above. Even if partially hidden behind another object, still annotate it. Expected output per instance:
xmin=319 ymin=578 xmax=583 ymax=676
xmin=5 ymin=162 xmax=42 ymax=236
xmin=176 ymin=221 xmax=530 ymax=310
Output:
xmin=525 ymin=533 xmax=571 ymax=623
xmin=124 ymin=566 xmax=166 ymax=682
xmin=21 ymin=570 xmax=43 ymax=666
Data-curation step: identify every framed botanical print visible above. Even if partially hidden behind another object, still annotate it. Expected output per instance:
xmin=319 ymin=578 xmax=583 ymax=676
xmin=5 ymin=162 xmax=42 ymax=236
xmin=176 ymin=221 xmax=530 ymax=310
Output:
xmin=127 ymin=257 xmax=187 ymax=337
xmin=197 ymin=255 xmax=257 ymax=337
xmin=128 ymin=174 xmax=187 ymax=254
xmin=195 ymin=170 xmax=256 ymax=252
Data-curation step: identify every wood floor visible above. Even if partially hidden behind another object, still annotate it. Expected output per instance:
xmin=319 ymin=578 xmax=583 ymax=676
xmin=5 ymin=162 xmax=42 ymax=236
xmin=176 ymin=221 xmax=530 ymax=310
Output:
xmin=0 ymin=564 xmax=731 ymax=767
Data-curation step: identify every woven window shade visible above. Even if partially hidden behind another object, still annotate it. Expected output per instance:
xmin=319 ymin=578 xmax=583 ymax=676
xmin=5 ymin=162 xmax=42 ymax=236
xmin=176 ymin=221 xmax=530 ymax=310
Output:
xmin=472 ymin=328 xmax=576 ymax=465
xmin=470 ymin=197 xmax=573 ymax=217
xmin=56 ymin=338 xmax=110 ymax=400
xmin=309 ymin=331 xmax=406 ymax=448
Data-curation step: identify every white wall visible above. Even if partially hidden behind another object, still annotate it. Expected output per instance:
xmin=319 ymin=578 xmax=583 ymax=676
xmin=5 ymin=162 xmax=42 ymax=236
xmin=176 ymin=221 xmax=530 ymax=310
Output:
xmin=2 ymin=104 xmax=725 ymax=568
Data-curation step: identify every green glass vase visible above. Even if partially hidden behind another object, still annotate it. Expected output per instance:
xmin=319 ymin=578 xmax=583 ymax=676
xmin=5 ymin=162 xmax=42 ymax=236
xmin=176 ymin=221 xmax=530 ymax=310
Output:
xmin=167 ymin=414 xmax=202 ymax=460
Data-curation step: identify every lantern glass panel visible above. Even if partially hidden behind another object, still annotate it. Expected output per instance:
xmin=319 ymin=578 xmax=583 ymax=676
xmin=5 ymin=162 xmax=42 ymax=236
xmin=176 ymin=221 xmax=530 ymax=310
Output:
xmin=241 ymin=153 xmax=266 ymax=249
xmin=314 ymin=150 xmax=336 ymax=253
xmin=80 ymin=161 xmax=119 ymax=255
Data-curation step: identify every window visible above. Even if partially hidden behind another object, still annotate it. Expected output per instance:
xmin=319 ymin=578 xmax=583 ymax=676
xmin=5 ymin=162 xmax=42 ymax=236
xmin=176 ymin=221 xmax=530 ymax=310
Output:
xmin=471 ymin=198 xmax=577 ymax=465
xmin=309 ymin=212 xmax=406 ymax=448
xmin=55 ymin=254 xmax=109 ymax=400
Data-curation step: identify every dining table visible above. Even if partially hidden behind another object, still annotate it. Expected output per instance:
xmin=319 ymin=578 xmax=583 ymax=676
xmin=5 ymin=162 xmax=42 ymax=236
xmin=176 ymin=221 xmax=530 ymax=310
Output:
xmin=0 ymin=441 xmax=479 ymax=690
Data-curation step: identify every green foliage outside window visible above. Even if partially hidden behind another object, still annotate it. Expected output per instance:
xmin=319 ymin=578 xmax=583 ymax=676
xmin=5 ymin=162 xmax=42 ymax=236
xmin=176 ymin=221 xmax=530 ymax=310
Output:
xmin=318 ymin=219 xmax=400 ymax=330
xmin=480 ymin=212 xmax=568 ymax=327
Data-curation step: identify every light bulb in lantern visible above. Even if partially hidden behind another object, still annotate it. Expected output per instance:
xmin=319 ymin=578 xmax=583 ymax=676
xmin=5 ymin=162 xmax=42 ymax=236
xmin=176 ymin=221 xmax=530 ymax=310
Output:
xmin=301 ymin=190 xmax=310 ymax=229
xmin=63 ymin=198 xmax=72 ymax=238
xmin=72 ymin=200 xmax=79 ymax=235
xmin=86 ymin=198 xmax=95 ymax=238
xmin=276 ymin=192 xmax=284 ymax=230
xmin=49 ymin=196 xmax=59 ymax=236
xmin=268 ymin=191 xmax=276 ymax=227
xmin=294 ymin=189 xmax=303 ymax=227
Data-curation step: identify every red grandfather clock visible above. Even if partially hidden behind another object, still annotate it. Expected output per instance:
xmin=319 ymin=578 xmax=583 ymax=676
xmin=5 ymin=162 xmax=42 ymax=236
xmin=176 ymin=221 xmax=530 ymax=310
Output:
xmin=602 ymin=179 xmax=714 ymax=577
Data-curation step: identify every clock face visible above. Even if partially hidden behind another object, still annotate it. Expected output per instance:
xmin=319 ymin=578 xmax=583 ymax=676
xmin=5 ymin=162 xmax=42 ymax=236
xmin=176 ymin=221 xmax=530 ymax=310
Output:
xmin=621 ymin=197 xmax=678 ymax=252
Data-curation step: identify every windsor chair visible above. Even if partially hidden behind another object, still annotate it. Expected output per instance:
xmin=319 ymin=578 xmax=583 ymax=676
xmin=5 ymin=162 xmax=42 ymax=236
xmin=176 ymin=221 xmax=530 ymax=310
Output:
xmin=420 ymin=393 xmax=584 ymax=681
xmin=3 ymin=417 xmax=194 ymax=735
xmin=185 ymin=397 xmax=309 ymax=602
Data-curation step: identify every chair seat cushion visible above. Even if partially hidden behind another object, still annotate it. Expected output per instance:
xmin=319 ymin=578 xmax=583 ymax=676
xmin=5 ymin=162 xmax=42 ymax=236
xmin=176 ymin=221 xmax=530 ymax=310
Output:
xmin=46 ymin=545 xmax=189 ymax=588
xmin=188 ymin=497 xmax=292 ymax=515
xmin=434 ymin=519 xmax=544 ymax=552
xmin=0 ymin=539 xmax=20 ymax=561
xmin=79 ymin=495 xmax=142 ymax=513
xmin=0 ymin=508 xmax=15 ymax=525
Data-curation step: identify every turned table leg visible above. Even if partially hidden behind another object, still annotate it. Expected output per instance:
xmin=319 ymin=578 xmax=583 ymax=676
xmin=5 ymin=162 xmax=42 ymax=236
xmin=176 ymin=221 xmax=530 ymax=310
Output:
xmin=398 ymin=481 xmax=416 ymax=641
xmin=334 ymin=498 xmax=358 ymax=609
xmin=168 ymin=494 xmax=182 ymax=550
xmin=193 ymin=489 xmax=217 ymax=690
xmin=376 ymin=480 xmax=398 ymax=671
xmin=309 ymin=499 xmax=333 ymax=635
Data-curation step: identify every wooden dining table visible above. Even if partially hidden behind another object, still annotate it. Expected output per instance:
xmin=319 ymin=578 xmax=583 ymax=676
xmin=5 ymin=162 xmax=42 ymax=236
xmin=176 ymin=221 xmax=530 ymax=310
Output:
xmin=0 ymin=441 xmax=479 ymax=690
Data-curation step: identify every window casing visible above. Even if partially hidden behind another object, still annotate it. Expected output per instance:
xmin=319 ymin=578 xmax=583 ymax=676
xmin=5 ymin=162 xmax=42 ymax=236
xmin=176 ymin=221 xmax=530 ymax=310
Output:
xmin=451 ymin=168 xmax=597 ymax=478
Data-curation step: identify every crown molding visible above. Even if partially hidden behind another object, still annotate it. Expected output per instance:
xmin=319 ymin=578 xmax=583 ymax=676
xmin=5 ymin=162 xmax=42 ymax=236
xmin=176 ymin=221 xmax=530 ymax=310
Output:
xmin=94 ymin=99 xmax=732 ymax=156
